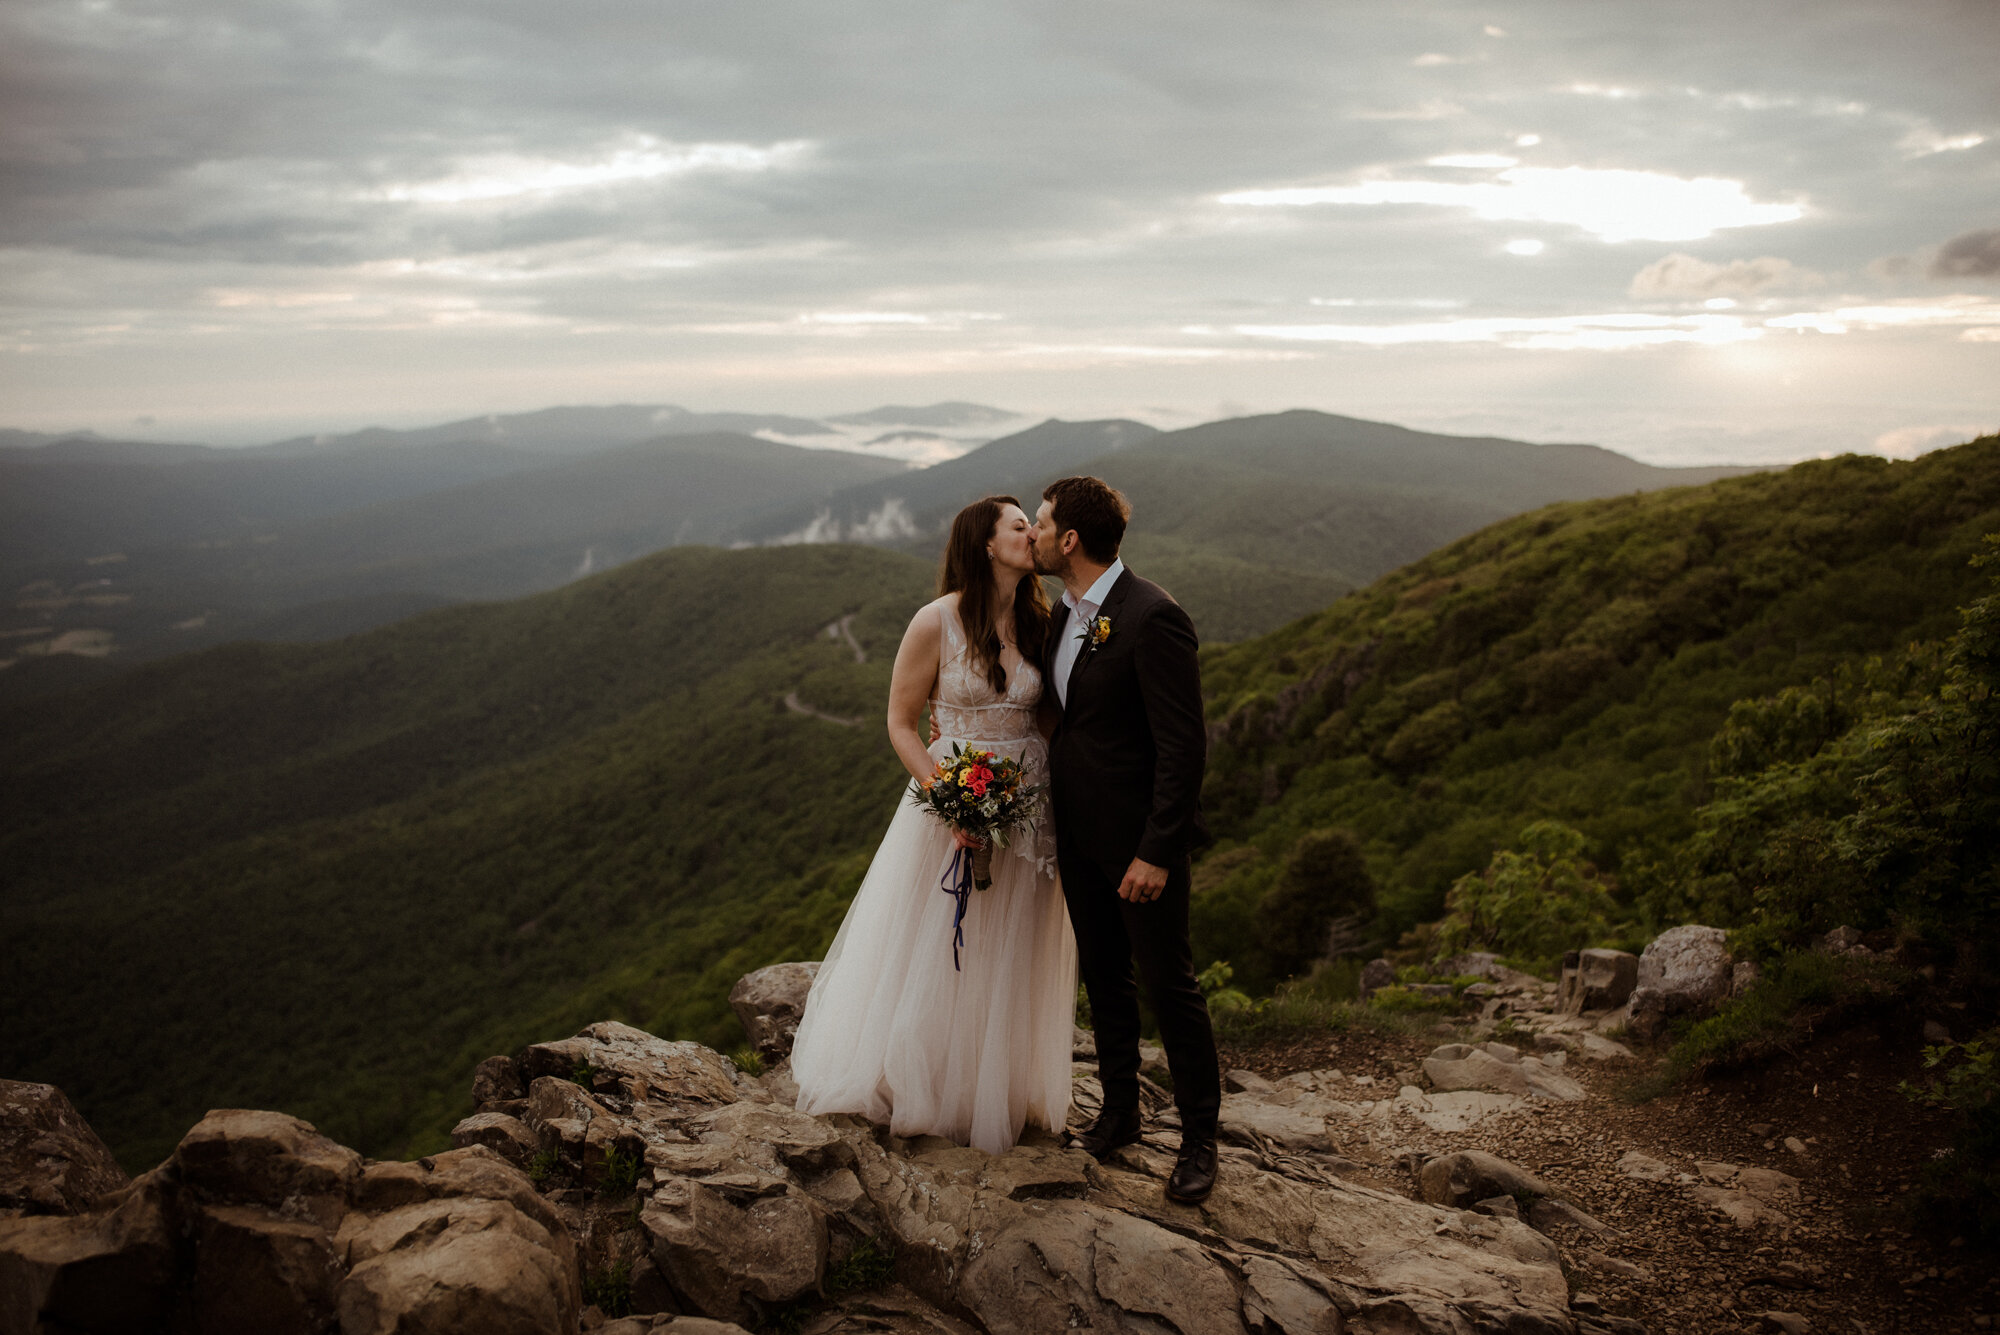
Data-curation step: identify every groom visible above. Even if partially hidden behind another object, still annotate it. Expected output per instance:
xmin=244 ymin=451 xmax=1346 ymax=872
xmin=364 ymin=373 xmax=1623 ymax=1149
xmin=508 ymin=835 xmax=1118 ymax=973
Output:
xmin=1031 ymin=475 xmax=1221 ymax=1204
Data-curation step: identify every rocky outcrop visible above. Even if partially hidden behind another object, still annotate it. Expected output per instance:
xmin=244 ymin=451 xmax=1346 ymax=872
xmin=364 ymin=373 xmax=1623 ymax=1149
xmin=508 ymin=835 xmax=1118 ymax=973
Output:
xmin=1558 ymin=949 xmax=1639 ymax=1017
xmin=727 ymin=962 xmax=819 ymax=1061
xmin=0 ymin=1109 xmax=578 ymax=1335
xmin=0 ymin=1081 xmax=129 ymax=1218
xmin=1628 ymin=925 xmax=1732 ymax=1038
xmin=5 ymin=981 xmax=1639 ymax=1335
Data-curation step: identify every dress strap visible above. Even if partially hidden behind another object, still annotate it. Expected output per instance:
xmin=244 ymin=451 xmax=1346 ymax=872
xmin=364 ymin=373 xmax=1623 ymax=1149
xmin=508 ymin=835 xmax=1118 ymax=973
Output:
xmin=938 ymin=598 xmax=967 ymax=664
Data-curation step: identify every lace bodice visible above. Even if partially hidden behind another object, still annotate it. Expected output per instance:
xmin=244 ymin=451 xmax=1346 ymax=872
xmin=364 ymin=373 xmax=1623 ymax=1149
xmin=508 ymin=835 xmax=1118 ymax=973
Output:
xmin=927 ymin=597 xmax=1055 ymax=879
xmin=932 ymin=599 xmax=1040 ymax=742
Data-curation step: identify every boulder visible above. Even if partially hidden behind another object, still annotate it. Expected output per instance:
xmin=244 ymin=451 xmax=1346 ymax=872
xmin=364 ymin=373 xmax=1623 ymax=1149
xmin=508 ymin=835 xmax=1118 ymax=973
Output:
xmin=347 ymin=1145 xmax=571 ymax=1255
xmin=1558 ymin=949 xmax=1639 ymax=1016
xmin=1415 ymin=1150 xmax=1554 ymax=1210
xmin=472 ymin=1056 xmax=526 ymax=1108
xmin=173 ymin=1108 xmax=363 ymax=1229
xmin=337 ymin=1195 xmax=580 ymax=1335
xmin=727 ymin=962 xmax=821 ymax=1062
xmin=1358 ymin=958 xmax=1396 ymax=1000
xmin=188 ymin=1202 xmax=343 ymax=1334
xmin=0 ymin=1174 xmax=178 ymax=1334
xmin=0 ymin=1081 xmax=130 ymax=1218
xmin=449 ymin=1112 xmax=540 ymax=1167
xmin=1629 ymin=925 xmax=1732 ymax=1037
xmin=3 ymin=1091 xmax=580 ymax=1335
xmin=1394 ymin=1085 xmax=1528 ymax=1133
xmin=640 ymin=1176 xmax=827 ymax=1326
xmin=517 ymin=1022 xmax=740 ymax=1110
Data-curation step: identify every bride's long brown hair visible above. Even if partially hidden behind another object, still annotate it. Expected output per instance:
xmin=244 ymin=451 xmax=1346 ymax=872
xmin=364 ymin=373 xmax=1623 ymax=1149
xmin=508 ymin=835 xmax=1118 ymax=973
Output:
xmin=939 ymin=495 xmax=1050 ymax=693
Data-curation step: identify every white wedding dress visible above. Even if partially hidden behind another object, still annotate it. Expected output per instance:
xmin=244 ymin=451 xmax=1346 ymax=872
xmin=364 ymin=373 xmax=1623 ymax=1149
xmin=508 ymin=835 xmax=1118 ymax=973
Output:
xmin=791 ymin=596 xmax=1078 ymax=1155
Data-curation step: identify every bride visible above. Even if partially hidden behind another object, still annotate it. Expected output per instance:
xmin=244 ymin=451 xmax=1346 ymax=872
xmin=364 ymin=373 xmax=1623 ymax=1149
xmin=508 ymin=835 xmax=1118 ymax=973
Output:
xmin=790 ymin=496 xmax=1079 ymax=1155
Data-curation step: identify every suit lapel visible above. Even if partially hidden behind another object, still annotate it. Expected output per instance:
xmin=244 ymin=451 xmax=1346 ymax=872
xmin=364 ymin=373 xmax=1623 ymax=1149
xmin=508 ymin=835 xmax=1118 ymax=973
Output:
xmin=1067 ymin=568 xmax=1133 ymax=706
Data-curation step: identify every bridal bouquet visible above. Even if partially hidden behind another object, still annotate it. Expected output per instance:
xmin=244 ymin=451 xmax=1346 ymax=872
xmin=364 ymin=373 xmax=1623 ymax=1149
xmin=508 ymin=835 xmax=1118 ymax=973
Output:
xmin=911 ymin=744 xmax=1045 ymax=968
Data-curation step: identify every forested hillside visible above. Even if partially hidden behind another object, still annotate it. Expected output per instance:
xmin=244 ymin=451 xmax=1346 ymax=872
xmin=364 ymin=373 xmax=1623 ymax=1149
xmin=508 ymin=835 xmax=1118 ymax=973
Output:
xmin=2 ymin=544 xmax=932 ymax=1168
xmin=1192 ymin=436 xmax=2000 ymax=989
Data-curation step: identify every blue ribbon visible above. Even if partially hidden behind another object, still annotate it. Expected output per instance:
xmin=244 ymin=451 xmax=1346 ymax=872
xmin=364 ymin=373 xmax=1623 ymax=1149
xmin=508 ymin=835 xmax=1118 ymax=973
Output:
xmin=939 ymin=846 xmax=974 ymax=971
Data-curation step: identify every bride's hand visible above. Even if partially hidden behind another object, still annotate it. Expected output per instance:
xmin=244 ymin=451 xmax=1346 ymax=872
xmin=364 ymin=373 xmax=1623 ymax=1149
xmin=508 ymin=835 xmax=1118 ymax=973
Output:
xmin=951 ymin=828 xmax=987 ymax=851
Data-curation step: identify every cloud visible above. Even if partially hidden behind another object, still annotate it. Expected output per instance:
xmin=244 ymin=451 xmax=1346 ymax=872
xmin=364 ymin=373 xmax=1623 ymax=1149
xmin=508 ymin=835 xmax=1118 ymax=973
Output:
xmin=1764 ymin=297 xmax=2000 ymax=334
xmin=1220 ymin=165 xmax=1804 ymax=242
xmin=1930 ymin=229 xmax=2000 ymax=280
xmin=1872 ymin=424 xmax=1986 ymax=459
xmin=371 ymin=139 xmax=809 ymax=205
xmin=1234 ymin=312 xmax=1761 ymax=351
xmin=1628 ymin=253 xmax=1823 ymax=297
xmin=1898 ymin=126 xmax=1987 ymax=158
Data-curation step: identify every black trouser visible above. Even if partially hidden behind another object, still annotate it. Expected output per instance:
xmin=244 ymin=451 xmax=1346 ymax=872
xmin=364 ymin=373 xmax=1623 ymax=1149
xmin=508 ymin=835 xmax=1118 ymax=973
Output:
xmin=1059 ymin=850 xmax=1220 ymax=1139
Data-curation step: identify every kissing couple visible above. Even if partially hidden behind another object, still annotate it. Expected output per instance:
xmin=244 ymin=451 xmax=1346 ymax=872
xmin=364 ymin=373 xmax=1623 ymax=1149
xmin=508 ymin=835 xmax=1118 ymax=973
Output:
xmin=790 ymin=475 xmax=1222 ymax=1205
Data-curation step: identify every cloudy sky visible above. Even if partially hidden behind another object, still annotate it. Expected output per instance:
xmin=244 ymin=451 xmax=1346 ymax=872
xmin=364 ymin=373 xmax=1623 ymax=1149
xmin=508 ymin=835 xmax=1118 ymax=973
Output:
xmin=2 ymin=0 xmax=1996 ymax=462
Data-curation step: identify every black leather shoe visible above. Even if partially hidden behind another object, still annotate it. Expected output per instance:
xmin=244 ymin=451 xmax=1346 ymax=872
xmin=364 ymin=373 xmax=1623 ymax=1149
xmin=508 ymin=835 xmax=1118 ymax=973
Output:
xmin=1069 ymin=1107 xmax=1142 ymax=1160
xmin=1164 ymin=1135 xmax=1218 ymax=1204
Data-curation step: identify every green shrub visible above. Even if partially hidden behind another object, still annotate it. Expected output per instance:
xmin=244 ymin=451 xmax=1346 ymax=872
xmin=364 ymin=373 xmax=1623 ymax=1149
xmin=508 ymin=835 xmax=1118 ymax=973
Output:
xmin=1663 ymin=951 xmax=1906 ymax=1083
xmin=729 ymin=1046 xmax=766 ymax=1077
xmin=1902 ymin=1030 xmax=2000 ymax=1241
xmin=1431 ymin=821 xmax=1618 ymax=975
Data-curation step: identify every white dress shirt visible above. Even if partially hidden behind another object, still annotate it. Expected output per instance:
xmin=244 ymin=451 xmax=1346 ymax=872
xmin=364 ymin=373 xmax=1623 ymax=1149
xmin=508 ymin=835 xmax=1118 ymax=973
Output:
xmin=1051 ymin=558 xmax=1124 ymax=709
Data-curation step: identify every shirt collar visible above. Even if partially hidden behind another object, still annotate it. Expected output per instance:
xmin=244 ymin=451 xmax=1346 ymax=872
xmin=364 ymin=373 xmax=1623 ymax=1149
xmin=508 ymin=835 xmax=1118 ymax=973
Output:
xmin=1063 ymin=558 xmax=1125 ymax=613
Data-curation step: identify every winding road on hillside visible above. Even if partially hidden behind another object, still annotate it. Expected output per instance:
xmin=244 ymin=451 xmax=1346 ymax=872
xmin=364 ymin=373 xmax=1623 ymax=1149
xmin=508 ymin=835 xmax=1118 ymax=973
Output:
xmin=782 ymin=614 xmax=869 ymax=727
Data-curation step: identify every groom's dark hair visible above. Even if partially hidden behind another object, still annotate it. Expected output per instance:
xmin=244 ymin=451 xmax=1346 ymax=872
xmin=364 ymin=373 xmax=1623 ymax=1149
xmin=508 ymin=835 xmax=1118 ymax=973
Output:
xmin=1043 ymin=476 xmax=1129 ymax=564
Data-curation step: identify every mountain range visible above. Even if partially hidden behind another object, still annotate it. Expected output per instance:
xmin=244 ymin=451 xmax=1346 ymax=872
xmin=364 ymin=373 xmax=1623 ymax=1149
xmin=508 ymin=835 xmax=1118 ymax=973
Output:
xmin=1 ymin=404 xmax=1757 ymax=697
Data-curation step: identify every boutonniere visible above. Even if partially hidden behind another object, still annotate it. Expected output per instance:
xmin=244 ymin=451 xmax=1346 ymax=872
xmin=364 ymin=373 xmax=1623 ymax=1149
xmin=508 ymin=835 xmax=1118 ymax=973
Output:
xmin=1076 ymin=614 xmax=1113 ymax=656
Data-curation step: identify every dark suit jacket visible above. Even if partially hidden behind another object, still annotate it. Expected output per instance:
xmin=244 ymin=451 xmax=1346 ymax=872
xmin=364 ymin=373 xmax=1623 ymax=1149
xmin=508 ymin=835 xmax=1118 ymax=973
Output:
xmin=1046 ymin=569 xmax=1210 ymax=883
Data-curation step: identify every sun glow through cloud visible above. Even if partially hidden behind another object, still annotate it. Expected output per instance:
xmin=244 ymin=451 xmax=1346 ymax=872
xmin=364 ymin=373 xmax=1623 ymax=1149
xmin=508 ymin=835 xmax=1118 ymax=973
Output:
xmin=374 ymin=138 xmax=808 ymax=204
xmin=1220 ymin=165 xmax=1804 ymax=242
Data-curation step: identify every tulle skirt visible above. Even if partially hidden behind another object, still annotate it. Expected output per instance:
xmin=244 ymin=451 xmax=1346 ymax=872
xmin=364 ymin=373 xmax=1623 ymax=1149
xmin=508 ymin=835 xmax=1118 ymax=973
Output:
xmin=791 ymin=736 xmax=1078 ymax=1155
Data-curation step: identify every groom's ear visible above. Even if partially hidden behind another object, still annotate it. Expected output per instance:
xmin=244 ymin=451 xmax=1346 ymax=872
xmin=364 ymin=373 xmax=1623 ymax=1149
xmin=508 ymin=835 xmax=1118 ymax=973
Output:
xmin=1060 ymin=530 xmax=1080 ymax=557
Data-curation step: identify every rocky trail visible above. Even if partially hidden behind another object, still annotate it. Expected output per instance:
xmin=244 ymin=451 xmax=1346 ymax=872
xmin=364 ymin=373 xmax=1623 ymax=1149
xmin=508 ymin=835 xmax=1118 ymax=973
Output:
xmin=3 ymin=943 xmax=1992 ymax=1335
xmin=1218 ymin=1010 xmax=1991 ymax=1335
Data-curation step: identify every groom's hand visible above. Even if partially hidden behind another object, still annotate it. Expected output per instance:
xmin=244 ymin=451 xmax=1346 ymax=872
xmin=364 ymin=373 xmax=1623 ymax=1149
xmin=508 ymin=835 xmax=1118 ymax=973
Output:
xmin=1117 ymin=857 xmax=1169 ymax=904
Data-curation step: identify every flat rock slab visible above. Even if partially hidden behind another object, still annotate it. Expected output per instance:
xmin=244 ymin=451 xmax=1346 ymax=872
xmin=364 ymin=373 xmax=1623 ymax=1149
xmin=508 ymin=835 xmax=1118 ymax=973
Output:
xmin=1423 ymin=1044 xmax=1586 ymax=1102
xmin=1396 ymin=1086 xmax=1528 ymax=1133
xmin=1615 ymin=1151 xmax=1672 ymax=1182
